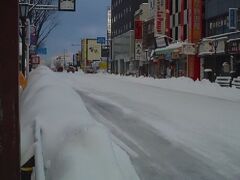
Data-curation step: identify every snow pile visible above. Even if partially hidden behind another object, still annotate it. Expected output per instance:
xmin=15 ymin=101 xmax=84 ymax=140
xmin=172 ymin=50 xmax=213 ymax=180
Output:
xmin=63 ymin=73 xmax=240 ymax=178
xmin=20 ymin=66 xmax=139 ymax=180
xmin=103 ymin=74 xmax=240 ymax=101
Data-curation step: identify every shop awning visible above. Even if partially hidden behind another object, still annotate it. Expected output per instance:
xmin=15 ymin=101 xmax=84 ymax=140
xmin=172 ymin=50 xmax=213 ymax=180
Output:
xmin=198 ymin=37 xmax=227 ymax=56
xmin=154 ymin=42 xmax=196 ymax=58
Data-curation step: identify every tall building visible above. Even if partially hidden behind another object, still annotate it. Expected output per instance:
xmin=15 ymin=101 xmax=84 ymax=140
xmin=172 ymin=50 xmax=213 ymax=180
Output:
xmin=198 ymin=0 xmax=240 ymax=80
xmin=111 ymin=0 xmax=147 ymax=74
xmin=153 ymin=0 xmax=203 ymax=80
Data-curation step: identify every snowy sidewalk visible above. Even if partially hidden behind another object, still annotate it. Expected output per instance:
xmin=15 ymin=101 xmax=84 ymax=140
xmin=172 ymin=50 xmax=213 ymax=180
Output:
xmin=20 ymin=66 xmax=139 ymax=180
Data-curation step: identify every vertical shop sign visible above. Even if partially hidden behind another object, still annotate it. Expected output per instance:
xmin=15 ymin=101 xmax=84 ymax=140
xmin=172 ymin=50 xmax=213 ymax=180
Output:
xmin=189 ymin=0 xmax=202 ymax=43
xmin=154 ymin=0 xmax=166 ymax=37
xmin=135 ymin=20 xmax=143 ymax=39
xmin=229 ymin=8 xmax=238 ymax=30
xmin=165 ymin=0 xmax=170 ymax=36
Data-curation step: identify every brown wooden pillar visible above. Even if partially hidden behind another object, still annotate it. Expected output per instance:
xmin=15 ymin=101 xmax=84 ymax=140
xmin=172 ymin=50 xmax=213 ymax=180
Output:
xmin=0 ymin=1 xmax=20 ymax=179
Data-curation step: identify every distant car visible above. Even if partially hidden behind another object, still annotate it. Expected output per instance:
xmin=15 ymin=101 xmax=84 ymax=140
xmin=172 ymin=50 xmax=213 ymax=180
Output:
xmin=57 ymin=67 xmax=63 ymax=72
xmin=85 ymin=66 xmax=94 ymax=73
xmin=67 ymin=66 xmax=75 ymax=73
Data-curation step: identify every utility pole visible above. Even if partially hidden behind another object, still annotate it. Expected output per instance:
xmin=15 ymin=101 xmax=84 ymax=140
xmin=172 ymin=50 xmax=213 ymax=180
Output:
xmin=0 ymin=0 xmax=20 ymax=179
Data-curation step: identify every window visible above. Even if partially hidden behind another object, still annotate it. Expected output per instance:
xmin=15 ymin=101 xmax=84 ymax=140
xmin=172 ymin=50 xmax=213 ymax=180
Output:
xmin=175 ymin=0 xmax=178 ymax=13
xmin=175 ymin=26 xmax=178 ymax=40
xmin=183 ymin=24 xmax=187 ymax=40
xmin=184 ymin=0 xmax=187 ymax=10
xmin=170 ymin=0 xmax=173 ymax=14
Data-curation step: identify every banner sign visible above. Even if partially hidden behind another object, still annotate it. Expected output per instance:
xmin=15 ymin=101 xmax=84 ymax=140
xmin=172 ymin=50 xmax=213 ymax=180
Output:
xmin=154 ymin=0 xmax=166 ymax=37
xmin=229 ymin=8 xmax=238 ymax=30
xmin=135 ymin=21 xmax=143 ymax=39
xmin=135 ymin=40 xmax=142 ymax=60
xmin=189 ymin=0 xmax=202 ymax=43
xmin=59 ymin=0 xmax=76 ymax=11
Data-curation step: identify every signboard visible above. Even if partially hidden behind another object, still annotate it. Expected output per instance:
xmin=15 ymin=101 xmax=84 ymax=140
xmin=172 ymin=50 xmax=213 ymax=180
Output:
xmin=135 ymin=21 xmax=143 ymax=39
xmin=226 ymin=39 xmax=240 ymax=54
xmin=30 ymin=55 xmax=40 ymax=64
xmin=30 ymin=26 xmax=37 ymax=46
xmin=135 ymin=40 xmax=142 ymax=60
xmin=182 ymin=44 xmax=196 ymax=55
xmin=87 ymin=39 xmax=101 ymax=61
xmin=59 ymin=0 xmax=76 ymax=11
xmin=155 ymin=37 xmax=168 ymax=48
xmin=97 ymin=37 xmax=106 ymax=44
xmin=154 ymin=0 xmax=166 ymax=37
xmin=229 ymin=8 xmax=238 ymax=30
xmin=189 ymin=0 xmax=202 ymax=43
xmin=199 ymin=38 xmax=226 ymax=56
xmin=29 ymin=45 xmax=36 ymax=54
xmin=37 ymin=48 xmax=47 ymax=55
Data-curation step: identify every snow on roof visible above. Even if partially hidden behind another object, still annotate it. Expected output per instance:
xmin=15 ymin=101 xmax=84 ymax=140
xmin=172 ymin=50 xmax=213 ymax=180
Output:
xmin=20 ymin=66 xmax=139 ymax=180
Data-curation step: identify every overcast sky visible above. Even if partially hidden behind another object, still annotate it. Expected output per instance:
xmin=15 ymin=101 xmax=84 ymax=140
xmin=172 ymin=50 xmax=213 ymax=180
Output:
xmin=43 ymin=0 xmax=110 ymax=61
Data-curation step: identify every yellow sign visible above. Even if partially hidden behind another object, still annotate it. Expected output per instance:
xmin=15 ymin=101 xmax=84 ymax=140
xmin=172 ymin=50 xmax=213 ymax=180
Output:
xmin=88 ymin=39 xmax=101 ymax=61
xmin=99 ymin=61 xmax=107 ymax=69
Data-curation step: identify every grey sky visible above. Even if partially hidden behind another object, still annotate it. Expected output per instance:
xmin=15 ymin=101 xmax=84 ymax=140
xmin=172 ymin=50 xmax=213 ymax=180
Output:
xmin=44 ymin=0 xmax=110 ymax=60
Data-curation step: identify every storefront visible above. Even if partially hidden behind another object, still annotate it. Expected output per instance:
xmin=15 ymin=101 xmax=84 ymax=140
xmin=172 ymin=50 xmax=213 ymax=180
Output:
xmin=154 ymin=42 xmax=196 ymax=78
xmin=226 ymin=38 xmax=240 ymax=77
xmin=199 ymin=36 xmax=239 ymax=81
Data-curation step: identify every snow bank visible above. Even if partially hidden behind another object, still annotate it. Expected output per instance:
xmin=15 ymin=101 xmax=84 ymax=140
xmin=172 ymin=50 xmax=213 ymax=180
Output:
xmin=102 ymin=74 xmax=240 ymax=101
xmin=20 ymin=66 xmax=139 ymax=180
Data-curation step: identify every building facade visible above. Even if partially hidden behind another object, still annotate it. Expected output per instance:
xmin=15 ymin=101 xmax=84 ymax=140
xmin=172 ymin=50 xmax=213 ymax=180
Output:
xmin=199 ymin=0 xmax=240 ymax=81
xmin=152 ymin=0 xmax=202 ymax=80
xmin=111 ymin=0 xmax=148 ymax=74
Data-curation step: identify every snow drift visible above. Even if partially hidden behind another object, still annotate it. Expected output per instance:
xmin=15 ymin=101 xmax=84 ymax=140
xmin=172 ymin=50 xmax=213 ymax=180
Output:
xmin=20 ymin=66 xmax=139 ymax=180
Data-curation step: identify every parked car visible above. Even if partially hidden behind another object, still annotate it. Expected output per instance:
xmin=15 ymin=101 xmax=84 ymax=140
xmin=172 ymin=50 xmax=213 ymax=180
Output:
xmin=67 ymin=66 xmax=75 ymax=73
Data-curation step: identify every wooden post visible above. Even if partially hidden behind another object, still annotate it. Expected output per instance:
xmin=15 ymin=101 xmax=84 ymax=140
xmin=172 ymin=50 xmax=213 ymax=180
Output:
xmin=0 ymin=0 xmax=20 ymax=179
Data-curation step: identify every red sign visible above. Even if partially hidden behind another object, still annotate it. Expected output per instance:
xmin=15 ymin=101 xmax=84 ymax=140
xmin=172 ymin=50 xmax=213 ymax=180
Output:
xmin=135 ymin=21 xmax=143 ymax=39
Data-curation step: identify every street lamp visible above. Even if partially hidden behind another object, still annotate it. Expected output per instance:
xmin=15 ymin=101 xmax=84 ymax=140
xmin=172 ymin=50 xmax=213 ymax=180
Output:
xmin=19 ymin=0 xmax=29 ymax=76
xmin=212 ymin=39 xmax=218 ymax=80
xmin=145 ymin=49 xmax=149 ymax=76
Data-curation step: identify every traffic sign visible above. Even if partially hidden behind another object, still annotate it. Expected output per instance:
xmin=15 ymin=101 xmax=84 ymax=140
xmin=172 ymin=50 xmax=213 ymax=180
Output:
xmin=37 ymin=48 xmax=47 ymax=55
xmin=97 ymin=37 xmax=106 ymax=44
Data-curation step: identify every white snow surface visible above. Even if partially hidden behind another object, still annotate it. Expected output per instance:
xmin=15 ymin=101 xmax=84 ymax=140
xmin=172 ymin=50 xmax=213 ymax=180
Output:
xmin=20 ymin=66 xmax=140 ymax=180
xmin=63 ymin=72 xmax=240 ymax=179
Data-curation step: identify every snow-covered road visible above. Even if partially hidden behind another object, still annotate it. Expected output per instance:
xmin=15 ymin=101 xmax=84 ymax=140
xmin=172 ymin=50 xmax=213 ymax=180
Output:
xmin=62 ymin=72 xmax=240 ymax=180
